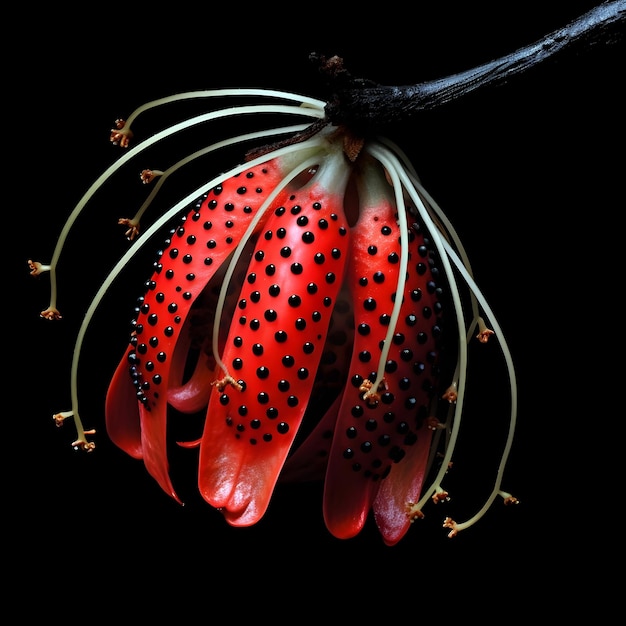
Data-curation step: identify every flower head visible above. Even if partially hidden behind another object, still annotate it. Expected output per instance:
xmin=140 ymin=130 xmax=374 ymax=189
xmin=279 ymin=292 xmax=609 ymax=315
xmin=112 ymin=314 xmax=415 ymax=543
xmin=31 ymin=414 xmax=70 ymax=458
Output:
xmin=30 ymin=84 xmax=518 ymax=543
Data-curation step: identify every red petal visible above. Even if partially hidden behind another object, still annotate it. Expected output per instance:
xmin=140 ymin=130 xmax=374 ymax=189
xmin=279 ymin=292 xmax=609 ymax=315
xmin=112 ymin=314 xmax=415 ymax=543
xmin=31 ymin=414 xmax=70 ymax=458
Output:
xmin=280 ymin=395 xmax=341 ymax=483
xmin=198 ymin=172 xmax=351 ymax=525
xmin=105 ymin=159 xmax=288 ymax=501
xmin=372 ymin=428 xmax=433 ymax=546
xmin=322 ymin=164 xmax=443 ymax=541
xmin=105 ymin=346 xmax=142 ymax=459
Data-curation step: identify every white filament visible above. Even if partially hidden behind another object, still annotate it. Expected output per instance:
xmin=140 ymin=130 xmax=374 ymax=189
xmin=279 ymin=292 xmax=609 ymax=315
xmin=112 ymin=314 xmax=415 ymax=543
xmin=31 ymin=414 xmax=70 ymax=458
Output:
xmin=363 ymin=144 xmax=410 ymax=395
xmin=46 ymin=102 xmax=324 ymax=309
xmin=371 ymin=142 xmax=470 ymax=512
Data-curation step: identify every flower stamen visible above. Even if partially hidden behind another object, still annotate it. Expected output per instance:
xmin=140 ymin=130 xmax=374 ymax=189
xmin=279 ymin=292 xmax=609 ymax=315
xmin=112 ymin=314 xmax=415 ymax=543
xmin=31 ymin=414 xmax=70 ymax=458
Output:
xmin=476 ymin=316 xmax=495 ymax=343
xmin=405 ymin=502 xmax=425 ymax=522
xmin=53 ymin=411 xmax=73 ymax=427
xmin=28 ymin=260 xmax=51 ymax=276
xmin=72 ymin=429 xmax=96 ymax=452
xmin=432 ymin=488 xmax=450 ymax=504
xmin=140 ymin=169 xmax=164 ymax=184
xmin=499 ymin=491 xmax=519 ymax=506
xmin=117 ymin=218 xmax=140 ymax=241
xmin=443 ymin=517 xmax=459 ymax=538
xmin=426 ymin=416 xmax=445 ymax=430
xmin=442 ymin=383 xmax=458 ymax=403
xmin=40 ymin=307 xmax=62 ymax=320
xmin=359 ymin=378 xmax=387 ymax=405
xmin=110 ymin=119 xmax=133 ymax=148
xmin=211 ymin=375 xmax=243 ymax=393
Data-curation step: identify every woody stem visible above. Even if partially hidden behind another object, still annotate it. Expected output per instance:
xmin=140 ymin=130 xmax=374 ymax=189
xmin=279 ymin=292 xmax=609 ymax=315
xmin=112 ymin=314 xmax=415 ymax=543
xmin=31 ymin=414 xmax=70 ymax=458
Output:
xmin=317 ymin=1 xmax=625 ymax=130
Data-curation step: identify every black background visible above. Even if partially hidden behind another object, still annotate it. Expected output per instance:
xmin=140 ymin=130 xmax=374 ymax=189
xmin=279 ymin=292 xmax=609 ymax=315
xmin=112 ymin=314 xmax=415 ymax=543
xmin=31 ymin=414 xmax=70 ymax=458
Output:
xmin=11 ymin=2 xmax=623 ymax=618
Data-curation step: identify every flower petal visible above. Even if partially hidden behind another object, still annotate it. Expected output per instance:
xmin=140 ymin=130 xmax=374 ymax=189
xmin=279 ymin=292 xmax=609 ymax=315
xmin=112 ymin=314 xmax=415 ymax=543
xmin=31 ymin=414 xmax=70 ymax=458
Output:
xmin=105 ymin=157 xmax=297 ymax=502
xmin=198 ymin=152 xmax=352 ymax=525
xmin=322 ymin=158 xmax=444 ymax=539
xmin=372 ymin=426 xmax=434 ymax=545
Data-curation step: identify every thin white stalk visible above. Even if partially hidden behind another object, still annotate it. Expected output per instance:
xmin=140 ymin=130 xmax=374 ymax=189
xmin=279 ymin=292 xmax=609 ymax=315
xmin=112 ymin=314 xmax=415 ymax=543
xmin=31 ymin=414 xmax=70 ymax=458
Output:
xmin=45 ymin=103 xmax=325 ymax=310
xmin=129 ymin=123 xmax=313 ymax=226
xmin=377 ymin=135 xmax=480 ymax=298
xmin=387 ymin=142 xmax=517 ymax=529
xmin=369 ymin=141 xmax=470 ymax=512
xmin=122 ymin=89 xmax=326 ymax=127
xmin=438 ymin=236 xmax=518 ymax=532
xmin=363 ymin=145 xmax=410 ymax=393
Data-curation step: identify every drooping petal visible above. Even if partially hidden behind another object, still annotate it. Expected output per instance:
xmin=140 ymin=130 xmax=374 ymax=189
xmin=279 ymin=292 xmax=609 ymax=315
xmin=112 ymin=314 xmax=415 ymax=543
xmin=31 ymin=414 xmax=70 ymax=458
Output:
xmin=322 ymin=157 xmax=444 ymax=539
xmin=105 ymin=347 xmax=143 ymax=459
xmin=372 ymin=424 xmax=434 ymax=545
xmin=279 ymin=396 xmax=340 ymax=483
xmin=105 ymin=154 xmax=315 ymax=502
xmin=166 ymin=272 xmax=230 ymax=415
xmin=198 ymin=149 xmax=352 ymax=526
xmin=280 ymin=281 xmax=355 ymax=482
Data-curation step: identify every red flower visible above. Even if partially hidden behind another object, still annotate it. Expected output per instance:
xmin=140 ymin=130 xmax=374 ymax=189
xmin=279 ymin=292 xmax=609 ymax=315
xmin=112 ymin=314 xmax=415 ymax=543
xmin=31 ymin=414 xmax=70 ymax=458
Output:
xmin=29 ymin=88 xmax=517 ymax=542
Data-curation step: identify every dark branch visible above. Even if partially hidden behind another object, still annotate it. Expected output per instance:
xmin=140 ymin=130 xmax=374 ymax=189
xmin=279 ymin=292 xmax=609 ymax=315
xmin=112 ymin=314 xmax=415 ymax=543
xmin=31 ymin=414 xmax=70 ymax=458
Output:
xmin=317 ymin=0 xmax=625 ymax=131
